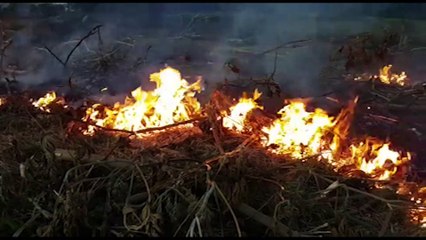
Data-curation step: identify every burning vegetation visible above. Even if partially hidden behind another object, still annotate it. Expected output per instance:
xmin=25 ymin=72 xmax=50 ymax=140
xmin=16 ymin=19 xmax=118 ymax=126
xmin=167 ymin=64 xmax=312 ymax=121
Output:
xmin=354 ymin=64 xmax=409 ymax=86
xmin=81 ymin=67 xmax=202 ymax=136
xmin=2 ymin=12 xmax=426 ymax=236
xmin=20 ymin=64 xmax=426 ymax=235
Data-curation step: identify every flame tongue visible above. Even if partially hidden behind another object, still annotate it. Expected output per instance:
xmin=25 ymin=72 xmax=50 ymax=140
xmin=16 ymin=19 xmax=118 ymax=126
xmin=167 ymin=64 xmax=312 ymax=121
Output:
xmin=354 ymin=65 xmax=409 ymax=86
xmin=222 ymin=89 xmax=263 ymax=133
xmin=261 ymin=100 xmax=336 ymax=159
xmin=378 ymin=65 xmax=408 ymax=86
xmin=82 ymin=67 xmax=202 ymax=135
xmin=350 ymin=139 xmax=410 ymax=181
xmin=258 ymin=97 xmax=410 ymax=181
xmin=32 ymin=91 xmax=63 ymax=112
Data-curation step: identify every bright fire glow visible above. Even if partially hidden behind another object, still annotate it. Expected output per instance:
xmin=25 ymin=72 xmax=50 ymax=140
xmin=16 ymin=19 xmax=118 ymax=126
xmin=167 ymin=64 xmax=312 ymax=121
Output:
xmin=406 ymin=187 xmax=426 ymax=228
xmin=377 ymin=65 xmax=408 ymax=86
xmin=32 ymin=91 xmax=61 ymax=113
xmin=257 ymin=98 xmax=409 ymax=181
xmin=354 ymin=65 xmax=408 ymax=86
xmin=82 ymin=67 xmax=202 ymax=136
xmin=261 ymin=100 xmax=337 ymax=159
xmin=350 ymin=138 xmax=411 ymax=181
xmin=222 ymin=89 xmax=263 ymax=132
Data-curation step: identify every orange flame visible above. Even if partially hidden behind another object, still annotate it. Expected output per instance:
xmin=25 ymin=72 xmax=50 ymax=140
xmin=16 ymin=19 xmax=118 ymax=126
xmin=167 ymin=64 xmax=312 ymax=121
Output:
xmin=261 ymin=100 xmax=337 ymax=159
xmin=349 ymin=138 xmax=411 ymax=180
xmin=377 ymin=65 xmax=408 ymax=86
xmin=82 ymin=67 xmax=202 ymax=136
xmin=409 ymin=187 xmax=426 ymax=228
xmin=32 ymin=91 xmax=61 ymax=113
xmin=258 ymin=97 xmax=410 ymax=181
xmin=222 ymin=89 xmax=263 ymax=132
xmin=353 ymin=65 xmax=408 ymax=86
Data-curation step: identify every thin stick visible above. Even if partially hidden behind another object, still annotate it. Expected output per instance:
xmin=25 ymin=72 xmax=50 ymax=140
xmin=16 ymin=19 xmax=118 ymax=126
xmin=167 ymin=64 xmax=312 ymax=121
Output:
xmin=64 ymin=25 xmax=103 ymax=65
xmin=268 ymin=51 xmax=278 ymax=80
xmin=78 ymin=116 xmax=207 ymax=135
xmin=204 ymin=134 xmax=257 ymax=166
xmin=236 ymin=202 xmax=297 ymax=236
xmin=44 ymin=25 xmax=103 ymax=68
xmin=379 ymin=210 xmax=392 ymax=237
xmin=257 ymin=39 xmax=311 ymax=56
xmin=43 ymin=45 xmax=65 ymax=66
xmin=213 ymin=181 xmax=242 ymax=237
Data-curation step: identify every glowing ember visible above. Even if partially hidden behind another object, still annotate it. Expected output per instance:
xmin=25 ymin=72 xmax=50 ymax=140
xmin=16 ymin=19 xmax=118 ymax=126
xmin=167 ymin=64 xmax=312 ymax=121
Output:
xmin=0 ymin=98 xmax=5 ymax=106
xmin=222 ymin=89 xmax=263 ymax=132
xmin=349 ymin=138 xmax=411 ymax=181
xmin=82 ymin=67 xmax=202 ymax=136
xmin=407 ymin=187 xmax=426 ymax=228
xmin=32 ymin=91 xmax=61 ymax=113
xmin=377 ymin=65 xmax=408 ymax=86
xmin=261 ymin=100 xmax=337 ymax=159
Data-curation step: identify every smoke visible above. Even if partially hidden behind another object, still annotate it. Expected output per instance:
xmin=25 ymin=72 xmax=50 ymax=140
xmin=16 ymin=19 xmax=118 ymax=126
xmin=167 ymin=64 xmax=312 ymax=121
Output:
xmin=2 ymin=3 xmax=412 ymax=98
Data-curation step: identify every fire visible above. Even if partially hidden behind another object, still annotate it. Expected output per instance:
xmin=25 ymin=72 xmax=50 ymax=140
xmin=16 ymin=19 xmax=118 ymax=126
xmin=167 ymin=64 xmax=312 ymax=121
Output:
xmin=258 ymin=97 xmax=410 ymax=181
xmin=222 ymin=89 xmax=263 ymax=132
xmin=82 ymin=67 xmax=202 ymax=136
xmin=353 ymin=65 xmax=408 ymax=86
xmin=349 ymin=138 xmax=411 ymax=180
xmin=377 ymin=65 xmax=408 ymax=86
xmin=409 ymin=187 xmax=426 ymax=228
xmin=261 ymin=100 xmax=337 ymax=159
xmin=32 ymin=91 xmax=61 ymax=113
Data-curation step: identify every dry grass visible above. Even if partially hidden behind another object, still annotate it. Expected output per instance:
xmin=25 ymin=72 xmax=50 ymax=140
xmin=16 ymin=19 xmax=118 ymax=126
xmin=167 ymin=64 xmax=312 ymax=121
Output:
xmin=0 ymin=95 xmax=424 ymax=237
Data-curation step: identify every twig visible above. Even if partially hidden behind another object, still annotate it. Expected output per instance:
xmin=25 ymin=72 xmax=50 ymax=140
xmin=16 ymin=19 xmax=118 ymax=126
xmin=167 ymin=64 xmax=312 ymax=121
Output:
xmin=204 ymin=133 xmax=257 ymax=166
xmin=12 ymin=212 xmax=41 ymax=237
xmin=212 ymin=181 xmax=242 ymax=237
xmin=54 ymin=148 xmax=200 ymax=168
xmin=44 ymin=25 xmax=103 ymax=68
xmin=43 ymin=45 xmax=65 ymax=66
xmin=310 ymin=171 xmax=408 ymax=206
xmin=97 ymin=25 xmax=103 ymax=50
xmin=64 ymin=25 xmax=103 ymax=66
xmin=379 ymin=210 xmax=393 ymax=237
xmin=257 ymin=39 xmax=311 ymax=56
xmin=132 ymin=45 xmax=152 ymax=70
xmin=236 ymin=202 xmax=298 ymax=236
xmin=79 ymin=116 xmax=207 ymax=135
xmin=268 ymin=51 xmax=278 ymax=81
